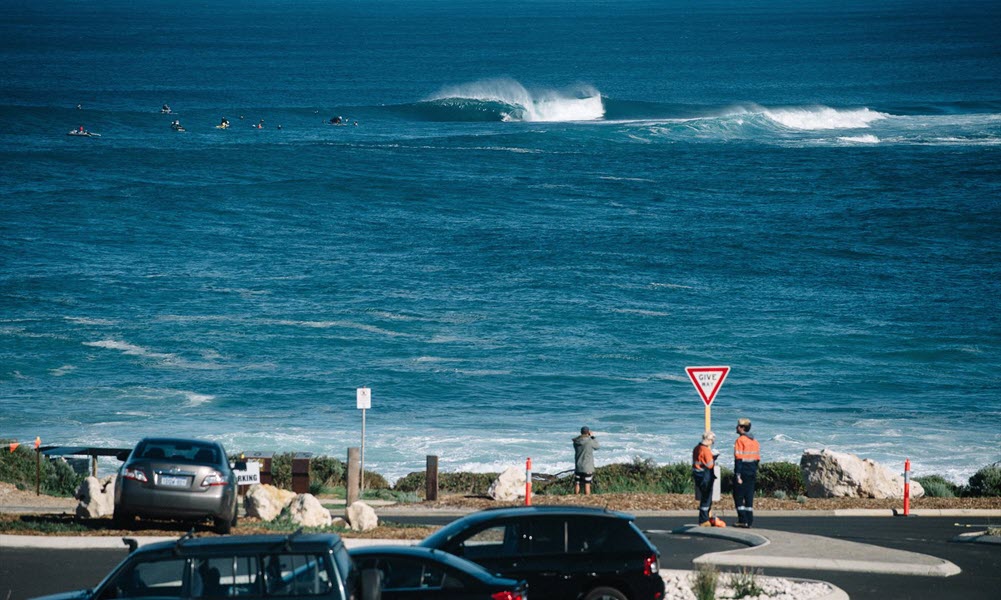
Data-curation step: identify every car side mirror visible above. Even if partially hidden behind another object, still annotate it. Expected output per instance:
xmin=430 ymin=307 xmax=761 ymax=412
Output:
xmin=360 ymin=568 xmax=382 ymax=600
xmin=116 ymin=451 xmax=131 ymax=461
xmin=232 ymin=461 xmax=247 ymax=471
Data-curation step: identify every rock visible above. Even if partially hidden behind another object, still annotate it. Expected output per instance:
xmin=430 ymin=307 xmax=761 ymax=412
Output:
xmin=75 ymin=475 xmax=115 ymax=518
xmin=244 ymin=483 xmax=296 ymax=521
xmin=288 ymin=493 xmax=332 ymax=527
xmin=800 ymin=449 xmax=924 ymax=499
xmin=488 ymin=466 xmax=526 ymax=501
xmin=331 ymin=516 xmax=348 ymax=529
xmin=346 ymin=501 xmax=379 ymax=532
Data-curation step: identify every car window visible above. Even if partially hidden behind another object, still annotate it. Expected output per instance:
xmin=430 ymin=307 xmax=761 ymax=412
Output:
xmin=527 ymin=517 xmax=567 ymax=555
xmin=456 ymin=521 xmax=522 ymax=559
xmin=568 ymin=518 xmax=648 ymax=553
xmin=192 ymin=555 xmax=261 ymax=598
xmin=137 ymin=441 xmax=219 ymax=463
xmin=264 ymin=553 xmax=333 ymax=596
xmin=100 ymin=558 xmax=186 ymax=599
xmin=375 ymin=557 xmax=449 ymax=591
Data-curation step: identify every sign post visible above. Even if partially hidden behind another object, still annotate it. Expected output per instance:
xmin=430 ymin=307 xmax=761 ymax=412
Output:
xmin=356 ymin=387 xmax=371 ymax=493
xmin=685 ymin=366 xmax=730 ymax=432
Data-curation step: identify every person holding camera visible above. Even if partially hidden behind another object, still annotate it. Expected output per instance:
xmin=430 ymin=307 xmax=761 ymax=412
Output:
xmin=573 ymin=426 xmax=600 ymax=495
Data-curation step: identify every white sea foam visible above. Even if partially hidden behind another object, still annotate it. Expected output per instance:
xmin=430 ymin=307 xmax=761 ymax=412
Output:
xmin=838 ymin=134 xmax=881 ymax=144
xmin=182 ymin=391 xmax=215 ymax=406
xmin=650 ymin=282 xmax=693 ymax=290
xmin=762 ymin=106 xmax=888 ymax=130
xmin=611 ymin=308 xmax=670 ymax=317
xmin=64 ymin=316 xmax=116 ymax=326
xmin=82 ymin=339 xmax=222 ymax=370
xmin=50 ymin=365 xmax=76 ymax=377
xmin=272 ymin=319 xmax=411 ymax=337
xmin=430 ymin=78 xmax=605 ymax=122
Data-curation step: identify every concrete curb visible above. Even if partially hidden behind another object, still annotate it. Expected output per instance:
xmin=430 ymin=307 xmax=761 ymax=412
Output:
xmin=953 ymin=531 xmax=1001 ymax=545
xmin=0 ymin=534 xmax=418 ymax=550
xmin=376 ymin=507 xmax=1001 ymax=518
xmin=671 ymin=525 xmax=962 ymax=577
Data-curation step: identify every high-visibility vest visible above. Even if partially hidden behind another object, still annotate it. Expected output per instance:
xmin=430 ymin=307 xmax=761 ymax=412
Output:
xmin=734 ymin=435 xmax=761 ymax=463
xmin=692 ymin=443 xmax=715 ymax=471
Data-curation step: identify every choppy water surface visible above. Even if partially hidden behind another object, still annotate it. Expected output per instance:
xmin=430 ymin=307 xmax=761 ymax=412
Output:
xmin=2 ymin=0 xmax=999 ymax=483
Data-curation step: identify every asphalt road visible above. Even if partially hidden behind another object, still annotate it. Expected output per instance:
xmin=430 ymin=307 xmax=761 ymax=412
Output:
xmin=1 ymin=516 xmax=998 ymax=599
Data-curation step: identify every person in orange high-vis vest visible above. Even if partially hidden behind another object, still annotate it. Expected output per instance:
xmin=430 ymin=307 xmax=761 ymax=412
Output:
xmin=692 ymin=431 xmax=716 ymax=526
xmin=733 ymin=418 xmax=761 ymax=528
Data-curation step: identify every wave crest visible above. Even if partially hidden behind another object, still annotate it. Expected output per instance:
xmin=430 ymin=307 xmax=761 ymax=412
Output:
xmin=762 ymin=106 xmax=888 ymax=130
xmin=423 ymin=78 xmax=604 ymax=122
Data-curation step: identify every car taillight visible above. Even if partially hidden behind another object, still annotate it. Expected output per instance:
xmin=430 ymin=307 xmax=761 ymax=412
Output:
xmin=201 ymin=471 xmax=227 ymax=487
xmin=123 ymin=468 xmax=148 ymax=483
xmin=491 ymin=593 xmax=523 ymax=600
xmin=644 ymin=554 xmax=659 ymax=576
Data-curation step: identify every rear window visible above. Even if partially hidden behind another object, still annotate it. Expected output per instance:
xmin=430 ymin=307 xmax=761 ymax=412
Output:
xmin=192 ymin=555 xmax=260 ymax=598
xmin=136 ymin=441 xmax=220 ymax=464
xmin=567 ymin=518 xmax=650 ymax=553
xmin=103 ymin=557 xmax=186 ymax=598
xmin=263 ymin=553 xmax=334 ymax=596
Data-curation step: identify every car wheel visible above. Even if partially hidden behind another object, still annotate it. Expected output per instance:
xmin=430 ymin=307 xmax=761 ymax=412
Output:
xmin=113 ymin=508 xmax=135 ymax=529
xmin=213 ymin=515 xmax=233 ymax=534
xmin=583 ymin=586 xmax=628 ymax=600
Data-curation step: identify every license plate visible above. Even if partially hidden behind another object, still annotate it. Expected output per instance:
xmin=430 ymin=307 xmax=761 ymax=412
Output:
xmin=160 ymin=475 xmax=189 ymax=487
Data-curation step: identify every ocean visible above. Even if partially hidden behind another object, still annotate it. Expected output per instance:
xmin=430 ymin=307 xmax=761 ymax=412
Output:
xmin=2 ymin=0 xmax=999 ymax=485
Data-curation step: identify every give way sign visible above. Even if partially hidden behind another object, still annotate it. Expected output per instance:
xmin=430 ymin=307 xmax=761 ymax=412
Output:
xmin=685 ymin=366 xmax=731 ymax=406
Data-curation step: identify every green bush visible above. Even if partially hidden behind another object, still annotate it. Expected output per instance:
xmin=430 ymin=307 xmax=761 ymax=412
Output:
xmin=756 ymin=462 xmax=806 ymax=496
xmin=0 ymin=442 xmax=86 ymax=497
xmin=967 ymin=463 xmax=1001 ymax=497
xmin=692 ymin=563 xmax=718 ymax=600
xmin=393 ymin=471 xmax=498 ymax=497
xmin=309 ymin=456 xmax=345 ymax=488
xmin=915 ymin=475 xmax=957 ymax=498
xmin=257 ymin=453 xmax=386 ymax=492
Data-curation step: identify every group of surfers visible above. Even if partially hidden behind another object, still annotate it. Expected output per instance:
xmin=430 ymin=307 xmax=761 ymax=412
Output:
xmin=71 ymin=105 xmax=359 ymax=136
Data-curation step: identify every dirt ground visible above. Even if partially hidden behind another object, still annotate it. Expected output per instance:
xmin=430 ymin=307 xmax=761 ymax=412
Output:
xmin=2 ymin=481 xmax=997 ymax=539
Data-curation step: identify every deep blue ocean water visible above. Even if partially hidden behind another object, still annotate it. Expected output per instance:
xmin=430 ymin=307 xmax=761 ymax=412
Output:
xmin=2 ymin=0 xmax=999 ymax=483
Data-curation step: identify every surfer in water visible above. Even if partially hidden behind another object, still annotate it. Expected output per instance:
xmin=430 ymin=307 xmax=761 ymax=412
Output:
xmin=161 ymin=104 xmax=172 ymax=114
xmin=171 ymin=119 xmax=184 ymax=131
xmin=329 ymin=116 xmax=343 ymax=125
xmin=218 ymin=118 xmax=230 ymax=129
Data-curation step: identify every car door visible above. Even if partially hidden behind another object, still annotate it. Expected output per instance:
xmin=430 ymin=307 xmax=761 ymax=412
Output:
xmin=353 ymin=556 xmax=480 ymax=600
xmin=445 ymin=519 xmax=524 ymax=580
xmin=519 ymin=516 xmax=573 ymax=600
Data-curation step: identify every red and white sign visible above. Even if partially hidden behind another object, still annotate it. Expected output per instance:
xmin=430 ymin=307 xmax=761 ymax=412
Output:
xmin=685 ymin=366 xmax=730 ymax=406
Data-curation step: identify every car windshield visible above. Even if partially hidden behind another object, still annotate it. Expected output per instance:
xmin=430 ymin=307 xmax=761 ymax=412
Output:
xmin=136 ymin=441 xmax=219 ymax=463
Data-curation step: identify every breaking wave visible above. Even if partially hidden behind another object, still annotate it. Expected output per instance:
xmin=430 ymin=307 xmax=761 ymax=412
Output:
xmin=410 ymin=78 xmax=604 ymax=122
xmin=761 ymin=106 xmax=888 ymax=130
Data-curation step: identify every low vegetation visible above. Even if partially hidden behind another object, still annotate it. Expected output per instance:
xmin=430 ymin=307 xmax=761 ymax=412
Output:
xmin=0 ymin=441 xmax=86 ymax=497
xmin=692 ymin=563 xmax=719 ymax=600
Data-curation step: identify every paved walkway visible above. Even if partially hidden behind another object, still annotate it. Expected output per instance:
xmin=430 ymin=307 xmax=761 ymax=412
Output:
xmin=668 ymin=524 xmax=962 ymax=577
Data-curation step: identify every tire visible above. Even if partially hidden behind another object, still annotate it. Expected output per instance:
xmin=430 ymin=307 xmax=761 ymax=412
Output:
xmin=213 ymin=515 xmax=233 ymax=534
xmin=112 ymin=508 xmax=134 ymax=530
xmin=583 ymin=587 xmax=628 ymax=600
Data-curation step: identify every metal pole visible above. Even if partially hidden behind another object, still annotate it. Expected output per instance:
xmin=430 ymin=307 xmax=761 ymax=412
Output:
xmin=360 ymin=408 xmax=366 ymax=494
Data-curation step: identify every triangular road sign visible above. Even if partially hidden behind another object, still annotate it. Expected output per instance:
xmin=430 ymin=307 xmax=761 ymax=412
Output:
xmin=686 ymin=366 xmax=731 ymax=406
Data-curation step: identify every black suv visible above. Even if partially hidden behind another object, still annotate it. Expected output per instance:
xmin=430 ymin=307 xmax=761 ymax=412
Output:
xmin=31 ymin=532 xmax=379 ymax=600
xmin=419 ymin=507 xmax=663 ymax=600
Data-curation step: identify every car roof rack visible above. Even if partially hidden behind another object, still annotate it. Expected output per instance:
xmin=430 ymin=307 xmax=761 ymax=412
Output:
xmin=283 ymin=527 xmax=304 ymax=552
xmin=173 ymin=528 xmax=196 ymax=556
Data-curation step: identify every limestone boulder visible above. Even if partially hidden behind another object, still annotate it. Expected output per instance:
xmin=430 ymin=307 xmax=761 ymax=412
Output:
xmin=75 ymin=475 xmax=116 ymax=518
xmin=488 ymin=466 xmax=526 ymax=501
xmin=289 ymin=493 xmax=332 ymax=528
xmin=800 ymin=449 xmax=924 ymax=499
xmin=346 ymin=501 xmax=379 ymax=532
xmin=244 ymin=483 xmax=296 ymax=521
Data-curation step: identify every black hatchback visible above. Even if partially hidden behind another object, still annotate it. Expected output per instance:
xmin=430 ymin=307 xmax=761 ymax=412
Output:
xmin=419 ymin=506 xmax=663 ymax=600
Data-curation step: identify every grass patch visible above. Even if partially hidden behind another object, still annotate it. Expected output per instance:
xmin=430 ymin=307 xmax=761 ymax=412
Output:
xmin=692 ymin=563 xmax=718 ymax=600
xmin=728 ymin=568 xmax=764 ymax=598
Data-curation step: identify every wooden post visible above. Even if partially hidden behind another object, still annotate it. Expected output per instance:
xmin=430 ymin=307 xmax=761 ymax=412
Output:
xmin=347 ymin=447 xmax=360 ymax=506
xmin=426 ymin=455 xmax=439 ymax=502
xmin=92 ymin=455 xmax=98 ymax=477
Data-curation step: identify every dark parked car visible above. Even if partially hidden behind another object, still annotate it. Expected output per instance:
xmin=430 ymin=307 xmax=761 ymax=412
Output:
xmin=351 ymin=545 xmax=528 ymax=600
xmin=29 ymin=532 xmax=379 ymax=600
xmin=114 ymin=437 xmax=241 ymax=533
xmin=419 ymin=507 xmax=664 ymax=600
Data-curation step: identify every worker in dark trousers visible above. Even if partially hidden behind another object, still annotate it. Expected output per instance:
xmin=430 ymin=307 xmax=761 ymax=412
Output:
xmin=733 ymin=417 xmax=761 ymax=528
xmin=692 ymin=431 xmax=716 ymax=526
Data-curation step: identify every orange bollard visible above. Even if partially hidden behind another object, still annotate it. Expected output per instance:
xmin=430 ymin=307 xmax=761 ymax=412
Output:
xmin=903 ymin=458 xmax=911 ymax=516
xmin=525 ymin=457 xmax=532 ymax=506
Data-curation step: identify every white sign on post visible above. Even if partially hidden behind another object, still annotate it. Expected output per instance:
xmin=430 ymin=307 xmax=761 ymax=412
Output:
xmin=234 ymin=461 xmax=261 ymax=486
xmin=357 ymin=387 xmax=371 ymax=409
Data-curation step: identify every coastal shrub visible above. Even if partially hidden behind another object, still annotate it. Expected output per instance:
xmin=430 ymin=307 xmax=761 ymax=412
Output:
xmin=756 ymin=462 xmax=806 ymax=496
xmin=728 ymin=568 xmax=764 ymax=599
xmin=260 ymin=453 xmax=386 ymax=492
xmin=692 ymin=563 xmax=718 ymax=600
xmin=593 ymin=457 xmax=664 ymax=493
xmin=309 ymin=456 xmax=345 ymax=488
xmin=772 ymin=490 xmax=787 ymax=500
xmin=0 ymin=443 xmax=86 ymax=497
xmin=915 ymin=475 xmax=957 ymax=498
xmin=659 ymin=463 xmax=695 ymax=494
xmin=393 ymin=471 xmax=498 ymax=497
xmin=967 ymin=463 xmax=1001 ymax=497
